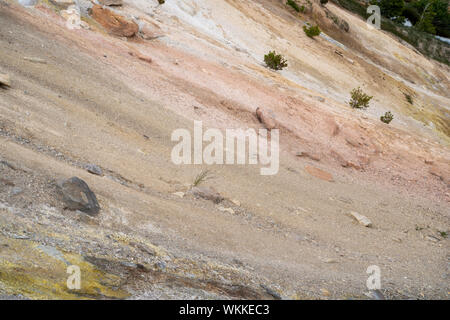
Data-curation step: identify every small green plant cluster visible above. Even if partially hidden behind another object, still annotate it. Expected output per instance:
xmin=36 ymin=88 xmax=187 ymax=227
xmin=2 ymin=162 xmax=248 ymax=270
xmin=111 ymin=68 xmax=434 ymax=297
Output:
xmin=286 ymin=0 xmax=300 ymax=12
xmin=349 ymin=87 xmax=373 ymax=109
xmin=320 ymin=0 xmax=329 ymax=5
xmin=303 ymin=25 xmax=321 ymax=38
xmin=264 ymin=51 xmax=288 ymax=70
xmin=404 ymin=93 xmax=413 ymax=104
xmin=192 ymin=169 xmax=212 ymax=187
xmin=380 ymin=111 xmax=394 ymax=124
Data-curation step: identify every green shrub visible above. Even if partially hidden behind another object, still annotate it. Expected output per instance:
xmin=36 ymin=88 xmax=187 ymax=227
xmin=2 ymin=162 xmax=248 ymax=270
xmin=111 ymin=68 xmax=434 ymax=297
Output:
xmin=264 ymin=51 xmax=288 ymax=70
xmin=380 ymin=111 xmax=394 ymax=124
xmin=416 ymin=5 xmax=437 ymax=34
xmin=192 ymin=169 xmax=212 ymax=187
xmin=303 ymin=25 xmax=321 ymax=38
xmin=286 ymin=0 xmax=300 ymax=12
xmin=404 ymin=93 xmax=413 ymax=104
xmin=320 ymin=0 xmax=329 ymax=5
xmin=349 ymin=87 xmax=373 ymax=109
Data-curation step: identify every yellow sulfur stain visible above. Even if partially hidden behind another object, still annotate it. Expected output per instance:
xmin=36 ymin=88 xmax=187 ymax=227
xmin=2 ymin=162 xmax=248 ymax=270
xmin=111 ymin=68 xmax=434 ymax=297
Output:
xmin=0 ymin=237 xmax=129 ymax=300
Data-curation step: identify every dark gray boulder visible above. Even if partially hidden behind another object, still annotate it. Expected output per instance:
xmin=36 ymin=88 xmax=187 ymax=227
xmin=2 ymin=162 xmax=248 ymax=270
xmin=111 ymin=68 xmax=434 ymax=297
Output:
xmin=57 ymin=177 xmax=100 ymax=215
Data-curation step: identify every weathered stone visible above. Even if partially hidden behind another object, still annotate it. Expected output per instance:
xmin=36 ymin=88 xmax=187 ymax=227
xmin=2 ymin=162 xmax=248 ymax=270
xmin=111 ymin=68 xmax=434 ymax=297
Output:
xmin=296 ymin=151 xmax=320 ymax=161
xmin=342 ymin=160 xmax=362 ymax=170
xmin=57 ymin=177 xmax=100 ymax=215
xmin=256 ymin=107 xmax=277 ymax=130
xmin=190 ymin=186 xmax=223 ymax=204
xmin=0 ymin=73 xmax=11 ymax=87
xmin=85 ymin=164 xmax=102 ymax=176
xmin=349 ymin=211 xmax=372 ymax=227
xmin=138 ymin=54 xmax=153 ymax=63
xmin=260 ymin=284 xmax=282 ymax=300
xmin=231 ymin=199 xmax=241 ymax=206
xmin=218 ymin=206 xmax=235 ymax=214
xmin=173 ymin=192 xmax=185 ymax=198
xmin=305 ymin=166 xmax=334 ymax=182
xmin=425 ymin=235 xmax=440 ymax=243
xmin=138 ymin=21 xmax=163 ymax=40
xmin=130 ymin=241 xmax=156 ymax=256
xmin=23 ymin=57 xmax=47 ymax=64
xmin=90 ymin=5 xmax=139 ymax=38
xmin=99 ymin=0 xmax=123 ymax=6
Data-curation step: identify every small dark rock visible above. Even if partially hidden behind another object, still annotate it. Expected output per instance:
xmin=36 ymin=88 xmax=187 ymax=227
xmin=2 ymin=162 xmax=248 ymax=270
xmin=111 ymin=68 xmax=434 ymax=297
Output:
xmin=369 ymin=289 xmax=385 ymax=300
xmin=339 ymin=20 xmax=350 ymax=32
xmin=155 ymin=261 xmax=166 ymax=270
xmin=260 ymin=284 xmax=282 ymax=300
xmin=85 ymin=164 xmax=103 ymax=176
xmin=189 ymin=186 xmax=223 ymax=204
xmin=120 ymin=261 xmax=137 ymax=268
xmin=57 ymin=177 xmax=100 ymax=215
xmin=0 ymin=178 xmax=14 ymax=186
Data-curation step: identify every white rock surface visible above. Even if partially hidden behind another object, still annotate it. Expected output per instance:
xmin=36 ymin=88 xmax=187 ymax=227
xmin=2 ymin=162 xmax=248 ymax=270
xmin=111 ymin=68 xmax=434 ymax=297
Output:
xmin=349 ymin=211 xmax=372 ymax=227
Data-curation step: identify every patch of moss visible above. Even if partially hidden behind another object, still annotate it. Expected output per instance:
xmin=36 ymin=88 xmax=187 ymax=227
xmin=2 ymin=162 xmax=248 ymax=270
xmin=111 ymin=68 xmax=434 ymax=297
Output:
xmin=0 ymin=238 xmax=129 ymax=299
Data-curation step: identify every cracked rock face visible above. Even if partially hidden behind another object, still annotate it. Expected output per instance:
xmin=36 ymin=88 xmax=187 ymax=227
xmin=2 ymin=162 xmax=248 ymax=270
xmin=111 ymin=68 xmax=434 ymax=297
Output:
xmin=57 ymin=177 xmax=100 ymax=215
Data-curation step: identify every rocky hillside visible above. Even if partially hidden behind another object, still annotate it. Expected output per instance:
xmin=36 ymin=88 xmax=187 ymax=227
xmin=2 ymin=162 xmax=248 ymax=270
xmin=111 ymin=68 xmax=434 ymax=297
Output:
xmin=0 ymin=0 xmax=448 ymax=299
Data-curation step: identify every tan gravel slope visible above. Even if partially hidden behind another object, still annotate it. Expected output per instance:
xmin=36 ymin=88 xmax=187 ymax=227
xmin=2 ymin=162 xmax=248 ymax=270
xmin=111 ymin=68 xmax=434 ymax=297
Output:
xmin=0 ymin=0 xmax=448 ymax=299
